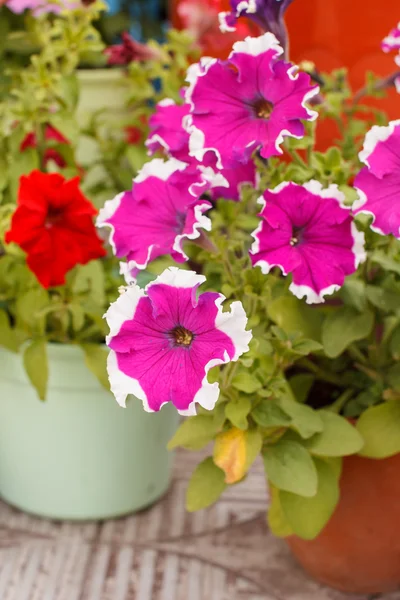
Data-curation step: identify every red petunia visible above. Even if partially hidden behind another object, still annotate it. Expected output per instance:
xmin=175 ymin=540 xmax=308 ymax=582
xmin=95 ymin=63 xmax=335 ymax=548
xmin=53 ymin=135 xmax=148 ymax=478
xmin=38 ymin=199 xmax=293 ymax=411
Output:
xmin=20 ymin=125 xmax=69 ymax=168
xmin=5 ymin=171 xmax=106 ymax=288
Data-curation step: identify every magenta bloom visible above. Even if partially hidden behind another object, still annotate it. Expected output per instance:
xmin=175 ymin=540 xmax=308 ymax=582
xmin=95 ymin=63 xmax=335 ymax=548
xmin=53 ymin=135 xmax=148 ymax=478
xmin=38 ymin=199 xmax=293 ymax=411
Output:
xmin=354 ymin=120 xmax=400 ymax=237
xmin=146 ymin=99 xmax=191 ymax=162
xmin=219 ymin=0 xmax=295 ymax=50
xmin=382 ymin=23 xmax=400 ymax=53
xmin=105 ymin=32 xmax=161 ymax=66
xmin=185 ymin=33 xmax=319 ymax=170
xmin=97 ymin=158 xmax=212 ymax=270
xmin=105 ymin=267 xmax=252 ymax=414
xmin=250 ymin=181 xmax=366 ymax=304
xmin=146 ymin=99 xmax=257 ymax=201
xmin=6 ymin=0 xmax=78 ymax=13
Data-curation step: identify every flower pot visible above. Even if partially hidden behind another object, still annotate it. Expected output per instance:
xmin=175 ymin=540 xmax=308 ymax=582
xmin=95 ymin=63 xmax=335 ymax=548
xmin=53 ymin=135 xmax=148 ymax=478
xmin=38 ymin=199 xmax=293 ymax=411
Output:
xmin=286 ymin=453 xmax=400 ymax=594
xmin=287 ymin=0 xmax=399 ymax=119
xmin=0 ymin=345 xmax=178 ymax=520
xmin=76 ymin=68 xmax=127 ymax=172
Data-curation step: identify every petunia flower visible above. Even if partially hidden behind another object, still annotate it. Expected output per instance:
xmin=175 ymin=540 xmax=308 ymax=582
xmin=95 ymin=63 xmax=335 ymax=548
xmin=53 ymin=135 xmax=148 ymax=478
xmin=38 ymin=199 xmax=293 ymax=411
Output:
xmin=20 ymin=124 xmax=69 ymax=168
xmin=249 ymin=181 xmax=366 ymax=304
xmin=354 ymin=120 xmax=400 ymax=237
xmin=219 ymin=0 xmax=295 ymax=50
xmin=382 ymin=23 xmax=400 ymax=53
xmin=381 ymin=23 xmax=400 ymax=93
xmin=105 ymin=267 xmax=252 ymax=415
xmin=97 ymin=158 xmax=213 ymax=271
xmin=104 ymin=32 xmax=161 ymax=66
xmin=185 ymin=33 xmax=319 ymax=170
xmin=5 ymin=0 xmax=78 ymax=13
xmin=5 ymin=170 xmax=106 ymax=288
xmin=146 ymin=98 xmax=257 ymax=201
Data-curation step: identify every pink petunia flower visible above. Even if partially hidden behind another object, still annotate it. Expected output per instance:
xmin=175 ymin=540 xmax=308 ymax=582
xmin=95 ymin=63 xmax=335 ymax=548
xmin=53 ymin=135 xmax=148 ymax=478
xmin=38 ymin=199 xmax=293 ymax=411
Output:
xmin=146 ymin=98 xmax=257 ymax=201
xmin=105 ymin=267 xmax=252 ymax=415
xmin=382 ymin=23 xmax=400 ymax=53
xmin=185 ymin=33 xmax=319 ymax=170
xmin=6 ymin=0 xmax=78 ymax=13
xmin=354 ymin=120 xmax=400 ymax=237
xmin=250 ymin=181 xmax=366 ymax=304
xmin=381 ymin=23 xmax=400 ymax=93
xmin=97 ymin=158 xmax=213 ymax=271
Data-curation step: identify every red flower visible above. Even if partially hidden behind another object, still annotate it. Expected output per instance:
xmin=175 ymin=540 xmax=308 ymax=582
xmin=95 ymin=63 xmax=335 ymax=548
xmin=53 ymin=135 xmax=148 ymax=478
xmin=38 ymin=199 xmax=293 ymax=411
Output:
xmin=125 ymin=125 xmax=142 ymax=145
xmin=104 ymin=32 xmax=161 ymax=66
xmin=20 ymin=125 xmax=69 ymax=168
xmin=5 ymin=171 xmax=106 ymax=289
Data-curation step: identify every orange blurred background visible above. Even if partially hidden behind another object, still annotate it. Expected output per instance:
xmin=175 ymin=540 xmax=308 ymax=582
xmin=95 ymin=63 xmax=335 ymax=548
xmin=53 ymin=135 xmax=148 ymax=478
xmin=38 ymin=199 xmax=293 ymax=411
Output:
xmin=170 ymin=0 xmax=399 ymax=119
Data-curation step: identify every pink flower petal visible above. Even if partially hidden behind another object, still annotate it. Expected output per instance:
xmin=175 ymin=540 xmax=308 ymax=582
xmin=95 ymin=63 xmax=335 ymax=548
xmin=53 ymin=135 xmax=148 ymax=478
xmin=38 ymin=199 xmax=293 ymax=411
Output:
xmin=185 ymin=33 xmax=319 ymax=169
xmin=354 ymin=120 xmax=400 ymax=237
xmin=250 ymin=181 xmax=366 ymax=304
xmin=105 ymin=267 xmax=252 ymax=414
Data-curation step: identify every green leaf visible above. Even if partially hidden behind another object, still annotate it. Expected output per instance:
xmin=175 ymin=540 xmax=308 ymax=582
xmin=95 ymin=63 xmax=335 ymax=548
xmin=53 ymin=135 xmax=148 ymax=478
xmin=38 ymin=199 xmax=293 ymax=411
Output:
xmin=268 ymin=296 xmax=323 ymax=342
xmin=280 ymin=458 xmax=340 ymax=540
xmin=339 ymin=278 xmax=367 ymax=312
xmin=81 ymin=344 xmax=110 ymax=390
xmin=231 ymin=372 xmax=262 ymax=394
xmin=72 ymin=261 xmax=105 ymax=306
xmin=168 ymin=415 xmax=217 ymax=450
xmin=267 ymin=485 xmax=293 ymax=538
xmin=291 ymin=339 xmax=322 ymax=356
xmin=186 ymin=457 xmax=227 ymax=512
xmin=288 ymin=374 xmax=314 ymax=404
xmin=69 ymin=303 xmax=85 ymax=331
xmin=16 ymin=288 xmax=50 ymax=333
xmin=322 ymin=307 xmax=374 ymax=358
xmin=0 ymin=309 xmax=19 ymax=352
xmin=390 ymin=326 xmax=400 ymax=360
xmin=387 ymin=364 xmax=400 ymax=390
xmin=366 ymin=286 xmax=399 ymax=312
xmin=225 ymin=397 xmax=251 ymax=430
xmin=356 ymin=401 xmax=400 ymax=458
xmin=371 ymin=251 xmax=400 ymax=276
xmin=244 ymin=429 xmax=263 ymax=470
xmin=23 ymin=339 xmax=48 ymax=401
xmin=263 ymin=440 xmax=318 ymax=497
xmin=278 ymin=396 xmax=323 ymax=439
xmin=252 ymin=399 xmax=292 ymax=428
xmin=304 ymin=410 xmax=364 ymax=456
xmin=9 ymin=148 xmax=39 ymax=199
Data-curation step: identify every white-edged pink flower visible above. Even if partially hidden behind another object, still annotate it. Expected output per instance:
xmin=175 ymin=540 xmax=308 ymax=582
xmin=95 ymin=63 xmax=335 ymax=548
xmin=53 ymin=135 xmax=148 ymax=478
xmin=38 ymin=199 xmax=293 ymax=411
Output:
xmin=185 ymin=33 xmax=319 ymax=169
xmin=105 ymin=267 xmax=252 ymax=415
xmin=97 ymin=158 xmax=212 ymax=270
xmin=381 ymin=23 xmax=400 ymax=92
xmin=145 ymin=99 xmax=257 ymax=201
xmin=354 ymin=120 xmax=400 ymax=237
xmin=382 ymin=23 xmax=400 ymax=53
xmin=250 ymin=181 xmax=366 ymax=304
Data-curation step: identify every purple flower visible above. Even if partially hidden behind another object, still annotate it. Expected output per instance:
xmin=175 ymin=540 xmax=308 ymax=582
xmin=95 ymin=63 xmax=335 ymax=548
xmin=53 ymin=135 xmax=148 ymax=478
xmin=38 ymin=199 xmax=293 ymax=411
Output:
xmin=354 ymin=120 xmax=400 ymax=236
xmin=219 ymin=0 xmax=295 ymax=49
xmin=97 ymin=158 xmax=212 ymax=271
xmin=250 ymin=181 xmax=366 ymax=304
xmin=185 ymin=33 xmax=319 ymax=170
xmin=105 ymin=267 xmax=252 ymax=414
xmin=146 ymin=98 xmax=257 ymax=201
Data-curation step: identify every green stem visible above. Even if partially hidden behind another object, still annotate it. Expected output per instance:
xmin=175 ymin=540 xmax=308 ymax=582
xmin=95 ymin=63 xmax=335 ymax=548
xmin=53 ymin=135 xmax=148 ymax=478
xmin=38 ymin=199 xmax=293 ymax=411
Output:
xmin=328 ymin=388 xmax=354 ymax=414
xmin=348 ymin=344 xmax=368 ymax=365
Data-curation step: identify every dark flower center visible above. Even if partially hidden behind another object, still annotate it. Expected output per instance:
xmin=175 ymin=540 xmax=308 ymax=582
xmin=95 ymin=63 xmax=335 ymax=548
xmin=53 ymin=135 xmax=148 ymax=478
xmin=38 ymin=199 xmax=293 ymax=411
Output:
xmin=254 ymin=99 xmax=274 ymax=119
xmin=170 ymin=325 xmax=194 ymax=347
xmin=45 ymin=206 xmax=64 ymax=229
xmin=290 ymin=226 xmax=304 ymax=246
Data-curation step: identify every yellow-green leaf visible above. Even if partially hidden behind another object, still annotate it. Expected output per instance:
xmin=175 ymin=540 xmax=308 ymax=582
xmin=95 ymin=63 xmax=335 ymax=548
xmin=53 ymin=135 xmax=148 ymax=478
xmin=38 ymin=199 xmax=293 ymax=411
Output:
xmin=23 ymin=339 xmax=48 ymax=401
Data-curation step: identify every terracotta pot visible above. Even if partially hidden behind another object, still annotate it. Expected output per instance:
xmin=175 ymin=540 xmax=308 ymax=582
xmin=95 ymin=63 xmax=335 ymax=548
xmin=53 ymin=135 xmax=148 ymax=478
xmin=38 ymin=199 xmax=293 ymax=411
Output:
xmin=287 ymin=0 xmax=399 ymax=120
xmin=286 ymin=453 xmax=400 ymax=594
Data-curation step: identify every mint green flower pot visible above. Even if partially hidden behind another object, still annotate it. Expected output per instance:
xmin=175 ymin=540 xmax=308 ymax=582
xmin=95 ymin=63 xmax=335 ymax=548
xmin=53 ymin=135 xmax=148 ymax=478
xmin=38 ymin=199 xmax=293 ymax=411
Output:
xmin=0 ymin=345 xmax=178 ymax=520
